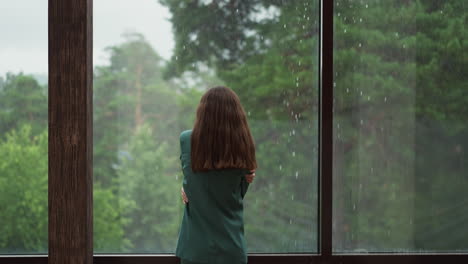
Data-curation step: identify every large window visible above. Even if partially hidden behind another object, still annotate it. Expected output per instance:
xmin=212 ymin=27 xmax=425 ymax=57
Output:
xmin=333 ymin=0 xmax=468 ymax=253
xmin=0 ymin=0 xmax=48 ymax=254
xmin=93 ymin=0 xmax=319 ymax=253
xmin=1 ymin=0 xmax=467 ymax=263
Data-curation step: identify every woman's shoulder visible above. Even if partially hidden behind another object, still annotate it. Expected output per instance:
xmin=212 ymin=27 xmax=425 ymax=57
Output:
xmin=180 ymin=129 xmax=192 ymax=142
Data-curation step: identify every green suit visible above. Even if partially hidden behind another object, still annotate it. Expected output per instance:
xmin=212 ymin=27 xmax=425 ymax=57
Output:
xmin=175 ymin=130 xmax=250 ymax=264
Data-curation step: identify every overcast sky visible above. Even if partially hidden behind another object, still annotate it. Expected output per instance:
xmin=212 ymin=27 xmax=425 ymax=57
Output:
xmin=0 ymin=0 xmax=174 ymax=76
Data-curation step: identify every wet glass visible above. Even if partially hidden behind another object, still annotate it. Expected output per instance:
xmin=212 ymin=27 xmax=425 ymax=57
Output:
xmin=0 ymin=0 xmax=48 ymax=254
xmin=333 ymin=0 xmax=468 ymax=253
xmin=93 ymin=0 xmax=319 ymax=253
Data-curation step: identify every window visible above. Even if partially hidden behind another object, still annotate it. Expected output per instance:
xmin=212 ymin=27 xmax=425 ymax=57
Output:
xmin=2 ymin=0 xmax=467 ymax=263
xmin=93 ymin=0 xmax=319 ymax=253
xmin=0 ymin=0 xmax=48 ymax=255
xmin=333 ymin=0 xmax=468 ymax=253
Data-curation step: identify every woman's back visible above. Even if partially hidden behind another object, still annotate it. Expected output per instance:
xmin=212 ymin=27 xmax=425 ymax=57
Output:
xmin=176 ymin=129 xmax=250 ymax=264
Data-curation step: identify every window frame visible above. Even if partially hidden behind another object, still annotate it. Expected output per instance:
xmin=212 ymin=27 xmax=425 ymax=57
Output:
xmin=0 ymin=0 xmax=467 ymax=263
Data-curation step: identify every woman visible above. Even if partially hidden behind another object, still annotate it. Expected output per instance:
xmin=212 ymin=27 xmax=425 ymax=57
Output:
xmin=175 ymin=86 xmax=257 ymax=264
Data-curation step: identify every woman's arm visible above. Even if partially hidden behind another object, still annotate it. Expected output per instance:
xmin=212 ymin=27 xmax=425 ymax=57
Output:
xmin=241 ymin=170 xmax=255 ymax=199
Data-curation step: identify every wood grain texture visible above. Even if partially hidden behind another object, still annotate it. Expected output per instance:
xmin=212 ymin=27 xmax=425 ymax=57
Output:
xmin=48 ymin=0 xmax=93 ymax=263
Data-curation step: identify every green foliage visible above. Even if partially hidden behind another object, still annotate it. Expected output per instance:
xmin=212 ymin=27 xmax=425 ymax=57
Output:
xmin=0 ymin=73 xmax=47 ymax=139
xmin=115 ymin=124 xmax=181 ymax=252
xmin=0 ymin=124 xmax=47 ymax=253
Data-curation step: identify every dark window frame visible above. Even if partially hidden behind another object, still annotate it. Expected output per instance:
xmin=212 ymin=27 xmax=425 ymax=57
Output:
xmin=0 ymin=0 xmax=467 ymax=263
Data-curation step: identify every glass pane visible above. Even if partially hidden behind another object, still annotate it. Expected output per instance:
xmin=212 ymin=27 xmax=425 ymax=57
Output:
xmin=0 ymin=1 xmax=48 ymax=254
xmin=333 ymin=0 xmax=468 ymax=252
xmin=93 ymin=0 xmax=319 ymax=253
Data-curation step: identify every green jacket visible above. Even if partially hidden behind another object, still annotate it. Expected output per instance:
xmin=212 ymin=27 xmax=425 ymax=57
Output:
xmin=175 ymin=129 xmax=250 ymax=264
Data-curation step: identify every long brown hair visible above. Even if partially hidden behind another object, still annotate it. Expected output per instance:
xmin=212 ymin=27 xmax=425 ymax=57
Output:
xmin=191 ymin=86 xmax=257 ymax=172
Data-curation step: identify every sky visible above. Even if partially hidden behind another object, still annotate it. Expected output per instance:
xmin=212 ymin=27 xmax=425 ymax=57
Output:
xmin=0 ymin=0 xmax=174 ymax=76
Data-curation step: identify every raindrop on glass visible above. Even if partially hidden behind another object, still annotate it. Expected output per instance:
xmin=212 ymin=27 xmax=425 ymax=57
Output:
xmin=292 ymin=151 xmax=296 ymax=157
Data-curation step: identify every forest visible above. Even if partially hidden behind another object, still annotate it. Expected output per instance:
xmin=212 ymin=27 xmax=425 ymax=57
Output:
xmin=0 ymin=0 xmax=467 ymax=254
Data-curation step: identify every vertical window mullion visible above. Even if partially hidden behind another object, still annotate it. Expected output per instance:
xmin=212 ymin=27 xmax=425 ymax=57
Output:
xmin=319 ymin=0 xmax=334 ymax=258
xmin=48 ymin=0 xmax=93 ymax=263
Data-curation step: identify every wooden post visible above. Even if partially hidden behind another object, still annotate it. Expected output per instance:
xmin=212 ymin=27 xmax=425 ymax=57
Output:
xmin=48 ymin=0 xmax=93 ymax=263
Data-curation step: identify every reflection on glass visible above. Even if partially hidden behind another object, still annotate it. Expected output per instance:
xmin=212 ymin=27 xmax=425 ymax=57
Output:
xmin=94 ymin=0 xmax=319 ymax=253
xmin=0 ymin=0 xmax=48 ymax=254
xmin=333 ymin=0 xmax=468 ymax=252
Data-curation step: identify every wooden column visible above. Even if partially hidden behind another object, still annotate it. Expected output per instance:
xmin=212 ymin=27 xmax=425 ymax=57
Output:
xmin=48 ymin=0 xmax=93 ymax=263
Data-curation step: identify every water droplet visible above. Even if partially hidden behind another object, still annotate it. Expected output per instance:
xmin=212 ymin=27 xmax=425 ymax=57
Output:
xmin=284 ymin=24 xmax=287 ymax=28
xmin=236 ymin=8 xmax=239 ymax=13
xmin=248 ymin=111 xmax=251 ymax=116
xmin=358 ymin=43 xmax=362 ymax=47
xmin=175 ymin=56 xmax=178 ymax=60
xmin=360 ymin=119 xmax=364 ymax=125
xmin=367 ymin=96 xmax=371 ymax=101
xmin=295 ymin=171 xmax=299 ymax=179
xmin=346 ymin=88 xmax=349 ymax=93
xmin=292 ymin=151 xmax=296 ymax=157
xmin=292 ymin=129 xmax=295 ymax=135
xmin=353 ymin=204 xmax=356 ymax=210
xmin=359 ymin=18 xmax=363 ymax=22
xmin=360 ymin=90 xmax=363 ymax=96
xmin=365 ymin=4 xmax=368 ymax=8
xmin=344 ymin=28 xmax=347 ymax=33
xmin=279 ymin=165 xmax=282 ymax=170
xmin=333 ymin=82 xmax=337 ymax=87
xmin=384 ymin=97 xmax=387 ymax=102
xmin=291 ymin=195 xmax=294 ymax=201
